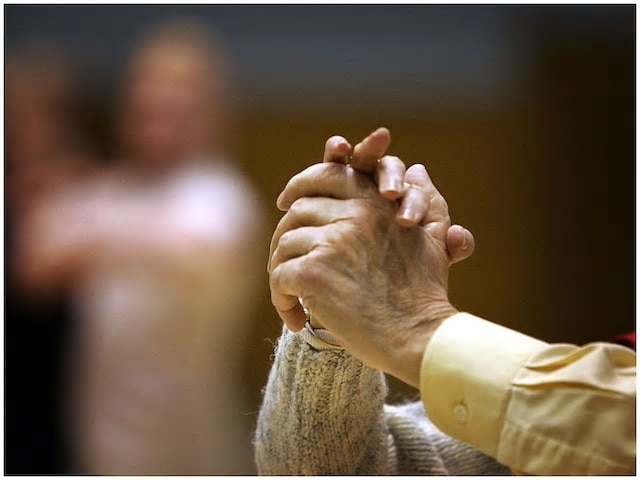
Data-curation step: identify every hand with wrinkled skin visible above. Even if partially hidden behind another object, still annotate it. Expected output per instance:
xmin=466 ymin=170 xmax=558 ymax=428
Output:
xmin=268 ymin=136 xmax=460 ymax=387
xmin=268 ymin=128 xmax=473 ymax=328
xmin=276 ymin=127 xmax=475 ymax=263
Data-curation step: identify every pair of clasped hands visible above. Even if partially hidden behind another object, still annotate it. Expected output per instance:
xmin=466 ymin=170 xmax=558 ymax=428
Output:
xmin=268 ymin=127 xmax=474 ymax=388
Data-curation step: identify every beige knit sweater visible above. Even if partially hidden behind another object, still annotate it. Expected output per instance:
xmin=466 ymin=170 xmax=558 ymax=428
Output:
xmin=254 ymin=327 xmax=510 ymax=475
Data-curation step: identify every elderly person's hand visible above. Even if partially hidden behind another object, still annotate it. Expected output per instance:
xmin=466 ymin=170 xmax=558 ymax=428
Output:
xmin=277 ymin=128 xmax=475 ymax=263
xmin=268 ymin=130 xmax=462 ymax=388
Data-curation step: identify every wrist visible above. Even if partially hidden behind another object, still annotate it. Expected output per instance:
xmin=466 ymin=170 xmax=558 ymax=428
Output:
xmin=392 ymin=300 xmax=457 ymax=389
xmin=421 ymin=300 xmax=459 ymax=329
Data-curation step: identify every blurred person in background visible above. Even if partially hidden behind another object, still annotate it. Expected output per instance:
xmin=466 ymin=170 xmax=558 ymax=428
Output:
xmin=16 ymin=19 xmax=263 ymax=474
xmin=5 ymin=45 xmax=96 ymax=474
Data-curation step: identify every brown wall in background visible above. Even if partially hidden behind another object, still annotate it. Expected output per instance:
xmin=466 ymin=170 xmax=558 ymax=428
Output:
xmin=5 ymin=6 xmax=634 ymax=463
xmin=239 ymin=16 xmax=634 ymax=403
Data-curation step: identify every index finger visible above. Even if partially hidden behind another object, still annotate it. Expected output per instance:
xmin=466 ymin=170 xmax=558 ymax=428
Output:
xmin=276 ymin=162 xmax=376 ymax=211
xmin=350 ymin=127 xmax=391 ymax=173
xmin=323 ymin=136 xmax=352 ymax=164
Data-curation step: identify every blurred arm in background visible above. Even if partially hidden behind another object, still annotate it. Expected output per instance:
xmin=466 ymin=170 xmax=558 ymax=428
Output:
xmin=16 ymin=20 xmax=265 ymax=475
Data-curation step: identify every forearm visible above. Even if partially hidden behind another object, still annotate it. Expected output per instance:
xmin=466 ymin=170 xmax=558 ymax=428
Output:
xmin=254 ymin=327 xmax=390 ymax=475
xmin=16 ymin=203 xmax=96 ymax=292
xmin=420 ymin=312 xmax=636 ymax=475
xmin=254 ymin=325 xmax=510 ymax=476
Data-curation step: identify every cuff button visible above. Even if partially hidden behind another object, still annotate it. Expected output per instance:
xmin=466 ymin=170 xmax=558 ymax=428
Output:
xmin=453 ymin=403 xmax=468 ymax=424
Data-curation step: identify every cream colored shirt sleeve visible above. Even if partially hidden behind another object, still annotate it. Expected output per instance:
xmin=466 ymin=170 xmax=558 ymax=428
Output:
xmin=420 ymin=312 xmax=636 ymax=475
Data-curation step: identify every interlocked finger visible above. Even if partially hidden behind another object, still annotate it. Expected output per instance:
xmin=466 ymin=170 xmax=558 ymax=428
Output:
xmin=350 ymin=127 xmax=391 ymax=173
xmin=270 ymin=226 xmax=326 ymax=275
xmin=277 ymin=162 xmax=377 ymax=211
xmin=323 ymin=135 xmax=352 ymax=164
xmin=268 ymin=197 xmax=350 ymax=272
xmin=400 ymin=163 xmax=450 ymax=226
xmin=446 ymin=224 xmax=476 ymax=265
xmin=270 ymin=257 xmax=311 ymax=332
xmin=375 ymin=155 xmax=406 ymax=200
xmin=397 ymin=183 xmax=431 ymax=227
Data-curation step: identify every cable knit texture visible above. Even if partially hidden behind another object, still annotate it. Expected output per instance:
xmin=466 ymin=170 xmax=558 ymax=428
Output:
xmin=255 ymin=327 xmax=510 ymax=475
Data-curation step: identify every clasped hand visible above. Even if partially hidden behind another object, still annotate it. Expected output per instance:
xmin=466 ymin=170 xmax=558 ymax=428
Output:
xmin=268 ymin=128 xmax=473 ymax=388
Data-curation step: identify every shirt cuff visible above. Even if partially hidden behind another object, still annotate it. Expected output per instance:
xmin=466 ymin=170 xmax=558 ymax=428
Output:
xmin=420 ymin=312 xmax=547 ymax=459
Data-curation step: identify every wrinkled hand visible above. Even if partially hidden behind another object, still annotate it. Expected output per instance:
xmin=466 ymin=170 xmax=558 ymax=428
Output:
xmin=268 ymin=140 xmax=459 ymax=387
xmin=277 ymin=127 xmax=475 ymax=264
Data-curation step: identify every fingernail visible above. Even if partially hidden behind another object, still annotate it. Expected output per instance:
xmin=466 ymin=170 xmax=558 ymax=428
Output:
xmin=461 ymin=229 xmax=468 ymax=250
xmin=386 ymin=178 xmax=402 ymax=194
xmin=399 ymin=204 xmax=416 ymax=223
xmin=383 ymin=187 xmax=402 ymax=201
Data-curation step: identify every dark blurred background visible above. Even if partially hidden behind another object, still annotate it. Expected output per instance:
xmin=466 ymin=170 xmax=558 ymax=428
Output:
xmin=5 ymin=4 xmax=635 ymax=474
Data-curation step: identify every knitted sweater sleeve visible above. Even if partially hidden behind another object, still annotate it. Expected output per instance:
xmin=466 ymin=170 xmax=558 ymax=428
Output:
xmin=254 ymin=327 xmax=511 ymax=475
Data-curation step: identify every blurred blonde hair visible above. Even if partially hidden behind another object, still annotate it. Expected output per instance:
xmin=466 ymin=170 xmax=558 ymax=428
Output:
xmin=119 ymin=17 xmax=236 ymax=159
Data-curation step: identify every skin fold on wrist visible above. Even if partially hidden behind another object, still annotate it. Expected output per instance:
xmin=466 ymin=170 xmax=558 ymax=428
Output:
xmin=393 ymin=302 xmax=458 ymax=389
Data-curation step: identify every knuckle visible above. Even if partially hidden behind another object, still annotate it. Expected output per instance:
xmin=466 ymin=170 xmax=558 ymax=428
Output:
xmin=323 ymin=162 xmax=347 ymax=181
xmin=296 ymin=258 xmax=324 ymax=288
xmin=319 ymin=160 xmax=344 ymax=174
xmin=405 ymin=163 xmax=430 ymax=184
xmin=270 ymin=255 xmax=323 ymax=291
xmin=277 ymin=229 xmax=296 ymax=250
xmin=269 ymin=264 xmax=284 ymax=290
xmin=288 ymin=197 xmax=306 ymax=216
xmin=441 ymin=196 xmax=449 ymax=212
xmin=432 ymin=193 xmax=449 ymax=213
